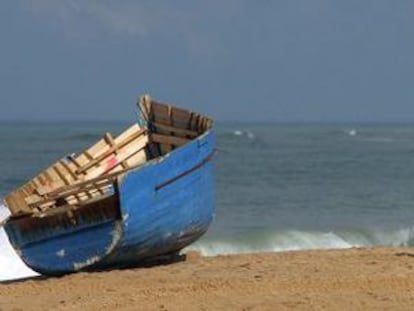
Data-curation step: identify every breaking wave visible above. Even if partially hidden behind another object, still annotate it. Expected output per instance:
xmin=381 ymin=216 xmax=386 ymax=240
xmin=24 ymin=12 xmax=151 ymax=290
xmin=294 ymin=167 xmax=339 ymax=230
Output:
xmin=187 ymin=227 xmax=414 ymax=256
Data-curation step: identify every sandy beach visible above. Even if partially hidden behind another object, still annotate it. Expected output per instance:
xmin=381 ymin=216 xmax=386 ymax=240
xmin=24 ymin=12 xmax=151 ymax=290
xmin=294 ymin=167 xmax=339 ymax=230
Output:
xmin=1 ymin=247 xmax=414 ymax=310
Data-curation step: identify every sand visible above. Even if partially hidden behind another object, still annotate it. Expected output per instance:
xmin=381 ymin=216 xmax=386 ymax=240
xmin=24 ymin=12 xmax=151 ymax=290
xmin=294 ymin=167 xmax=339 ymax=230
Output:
xmin=1 ymin=247 xmax=414 ymax=310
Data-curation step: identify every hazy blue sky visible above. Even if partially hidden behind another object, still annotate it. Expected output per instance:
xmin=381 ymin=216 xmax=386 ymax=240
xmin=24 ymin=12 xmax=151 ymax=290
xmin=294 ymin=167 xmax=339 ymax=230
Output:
xmin=1 ymin=1 xmax=413 ymax=122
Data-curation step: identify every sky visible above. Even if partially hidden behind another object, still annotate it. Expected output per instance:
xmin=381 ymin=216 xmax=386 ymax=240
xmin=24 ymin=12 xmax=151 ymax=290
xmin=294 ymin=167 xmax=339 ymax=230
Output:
xmin=0 ymin=0 xmax=413 ymax=122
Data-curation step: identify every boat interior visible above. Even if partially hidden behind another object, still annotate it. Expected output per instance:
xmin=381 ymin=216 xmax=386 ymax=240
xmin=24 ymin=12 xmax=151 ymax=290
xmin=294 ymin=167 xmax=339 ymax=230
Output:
xmin=3 ymin=95 xmax=213 ymax=224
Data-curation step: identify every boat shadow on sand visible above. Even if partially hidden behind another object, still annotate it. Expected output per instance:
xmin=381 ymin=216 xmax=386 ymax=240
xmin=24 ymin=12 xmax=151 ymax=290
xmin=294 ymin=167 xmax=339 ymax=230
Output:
xmin=1 ymin=251 xmax=192 ymax=285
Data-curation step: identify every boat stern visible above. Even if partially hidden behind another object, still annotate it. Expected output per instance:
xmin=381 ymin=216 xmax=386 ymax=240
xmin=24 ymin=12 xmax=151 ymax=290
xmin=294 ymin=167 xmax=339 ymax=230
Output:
xmin=3 ymin=197 xmax=122 ymax=275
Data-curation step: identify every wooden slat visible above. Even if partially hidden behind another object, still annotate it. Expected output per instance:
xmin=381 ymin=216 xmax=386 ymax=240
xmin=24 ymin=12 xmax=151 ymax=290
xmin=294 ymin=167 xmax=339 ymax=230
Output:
xmin=20 ymin=187 xmax=31 ymax=197
xmin=104 ymin=133 xmax=116 ymax=149
xmin=125 ymin=151 xmax=147 ymax=167
xmin=139 ymin=94 xmax=151 ymax=122
xmin=63 ymin=156 xmax=101 ymax=198
xmin=152 ymin=122 xmax=198 ymax=138
xmin=192 ymin=114 xmax=200 ymax=132
xmin=5 ymin=190 xmax=33 ymax=215
xmin=200 ymin=117 xmax=206 ymax=132
xmin=188 ymin=113 xmax=196 ymax=132
xmin=151 ymin=101 xmax=169 ymax=117
xmin=104 ymin=132 xmax=129 ymax=170
xmin=163 ymin=105 xmax=174 ymax=152
xmin=25 ymin=194 xmax=45 ymax=205
xmin=43 ymin=170 xmax=55 ymax=184
xmin=77 ymin=125 xmax=141 ymax=173
xmin=84 ymin=151 xmax=94 ymax=160
xmin=37 ymin=174 xmax=47 ymax=186
xmin=187 ymin=112 xmax=194 ymax=132
xmin=32 ymin=177 xmax=42 ymax=188
xmin=27 ymin=181 xmax=37 ymax=193
xmin=28 ymin=179 xmax=115 ymax=208
xmin=86 ymin=134 xmax=149 ymax=179
xmin=168 ymin=106 xmax=173 ymax=125
xmin=53 ymin=163 xmax=79 ymax=204
xmin=37 ymin=167 xmax=65 ymax=194
xmin=83 ymin=138 xmax=109 ymax=160
xmin=75 ymin=128 xmax=147 ymax=175
xmin=171 ymin=107 xmax=190 ymax=124
xmin=150 ymin=101 xmax=191 ymax=124
xmin=31 ymin=183 xmax=111 ymax=208
xmin=66 ymin=155 xmax=82 ymax=169
xmin=33 ymin=160 xmax=144 ymax=205
xmin=59 ymin=160 xmax=78 ymax=181
xmin=59 ymin=159 xmax=98 ymax=200
xmin=53 ymin=163 xmax=71 ymax=185
xmin=152 ymin=104 xmax=170 ymax=128
xmin=150 ymin=133 xmax=190 ymax=147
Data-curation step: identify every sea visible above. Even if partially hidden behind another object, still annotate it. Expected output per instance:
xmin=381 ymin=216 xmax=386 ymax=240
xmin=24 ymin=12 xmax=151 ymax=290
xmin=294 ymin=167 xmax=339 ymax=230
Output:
xmin=1 ymin=121 xmax=414 ymax=281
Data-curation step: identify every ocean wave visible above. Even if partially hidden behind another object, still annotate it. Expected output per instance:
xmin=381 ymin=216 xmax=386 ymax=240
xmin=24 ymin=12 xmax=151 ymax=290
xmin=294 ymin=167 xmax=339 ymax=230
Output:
xmin=186 ymin=228 xmax=414 ymax=256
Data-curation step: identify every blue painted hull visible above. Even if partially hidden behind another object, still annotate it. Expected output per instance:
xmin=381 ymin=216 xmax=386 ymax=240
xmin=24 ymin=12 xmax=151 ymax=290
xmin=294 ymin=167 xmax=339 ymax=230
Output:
xmin=4 ymin=130 xmax=215 ymax=275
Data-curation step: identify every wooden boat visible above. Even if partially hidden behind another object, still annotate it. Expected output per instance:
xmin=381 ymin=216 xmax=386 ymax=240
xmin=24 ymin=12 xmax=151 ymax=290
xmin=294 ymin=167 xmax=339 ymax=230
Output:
xmin=1 ymin=95 xmax=215 ymax=275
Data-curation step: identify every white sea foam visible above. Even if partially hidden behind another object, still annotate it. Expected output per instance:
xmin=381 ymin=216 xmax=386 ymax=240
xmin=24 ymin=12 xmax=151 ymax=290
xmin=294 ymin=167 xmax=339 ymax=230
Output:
xmin=187 ymin=231 xmax=354 ymax=256
xmin=0 ymin=203 xmax=38 ymax=282
xmin=187 ymin=228 xmax=414 ymax=257
xmin=233 ymin=130 xmax=255 ymax=140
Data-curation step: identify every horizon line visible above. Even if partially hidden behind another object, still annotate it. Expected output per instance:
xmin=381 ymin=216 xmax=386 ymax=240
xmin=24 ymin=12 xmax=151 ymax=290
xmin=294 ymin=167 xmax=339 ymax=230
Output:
xmin=1 ymin=119 xmax=414 ymax=125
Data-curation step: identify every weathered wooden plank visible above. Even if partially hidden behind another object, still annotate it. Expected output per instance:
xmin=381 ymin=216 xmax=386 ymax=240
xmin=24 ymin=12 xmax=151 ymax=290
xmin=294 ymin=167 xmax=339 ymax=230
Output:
xmin=151 ymin=122 xmax=199 ymax=138
xmin=171 ymin=107 xmax=190 ymax=124
xmin=33 ymin=161 xmax=142 ymax=204
xmin=38 ymin=167 xmax=65 ymax=193
xmin=52 ymin=163 xmax=79 ymax=204
xmin=104 ymin=132 xmax=116 ymax=148
xmin=86 ymin=134 xmax=149 ymax=179
xmin=37 ymin=174 xmax=47 ymax=186
xmin=28 ymin=178 xmax=115 ymax=208
xmin=76 ymin=125 xmax=141 ymax=173
xmin=4 ymin=191 xmax=33 ymax=215
xmin=75 ymin=128 xmax=147 ymax=175
xmin=59 ymin=160 xmax=78 ymax=181
xmin=25 ymin=194 xmax=45 ymax=205
xmin=187 ymin=112 xmax=194 ymax=131
xmin=150 ymin=133 xmax=190 ymax=147
xmin=151 ymin=102 xmax=192 ymax=126
xmin=139 ymin=94 xmax=152 ymax=122
xmin=53 ymin=163 xmax=71 ymax=185
xmin=125 ymin=150 xmax=147 ymax=167
xmin=152 ymin=105 xmax=169 ymax=126
xmin=59 ymin=159 xmax=98 ymax=200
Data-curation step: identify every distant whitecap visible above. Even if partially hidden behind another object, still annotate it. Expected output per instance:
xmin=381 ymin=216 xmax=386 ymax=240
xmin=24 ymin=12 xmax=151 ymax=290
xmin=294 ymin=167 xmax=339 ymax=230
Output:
xmin=348 ymin=129 xmax=357 ymax=136
xmin=233 ymin=130 xmax=255 ymax=140
xmin=246 ymin=131 xmax=255 ymax=140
